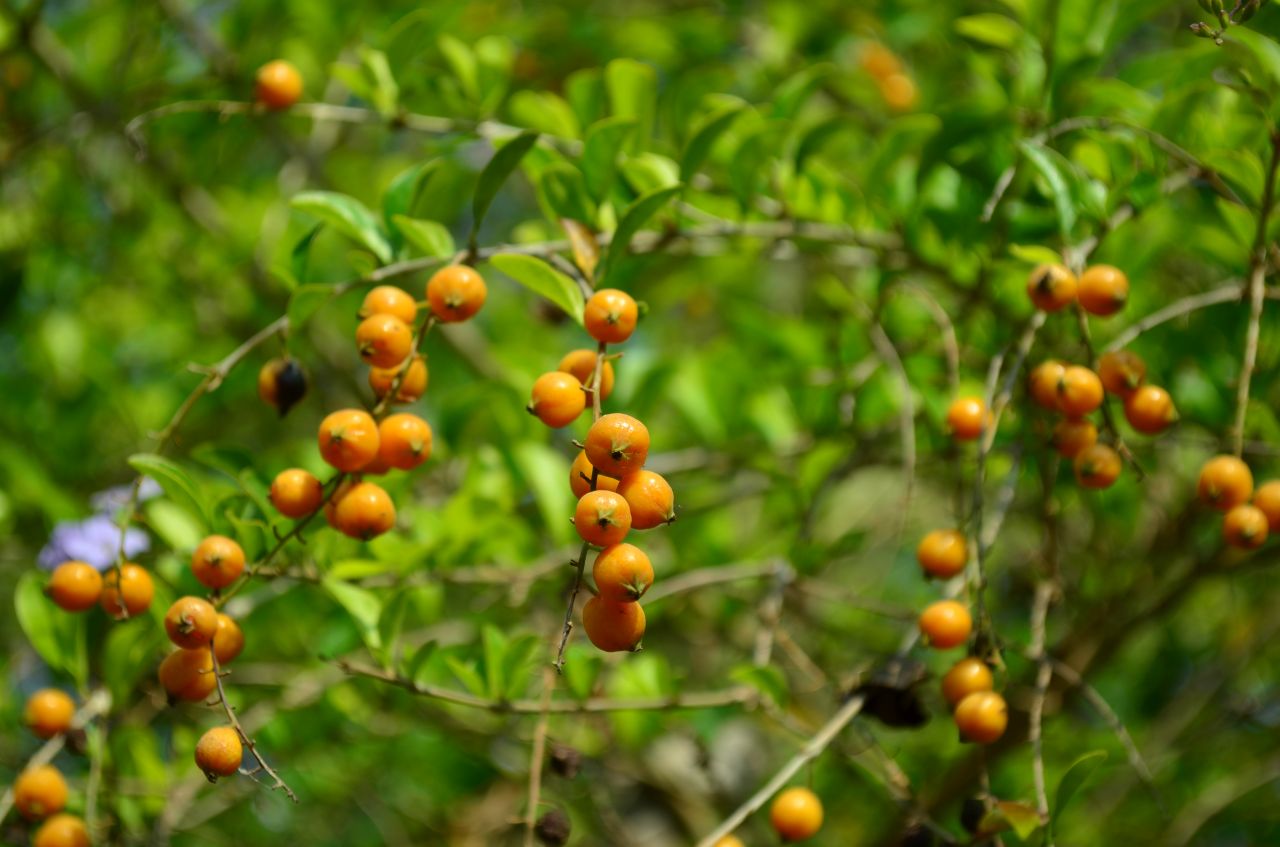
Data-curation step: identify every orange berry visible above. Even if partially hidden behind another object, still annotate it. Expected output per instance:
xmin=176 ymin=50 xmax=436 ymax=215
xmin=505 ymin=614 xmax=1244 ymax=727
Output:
xmin=1078 ymin=264 xmax=1129 ymax=316
xmin=769 ymin=786 xmax=824 ymax=842
xmin=46 ymin=561 xmax=102 ymax=612
xmin=1098 ymin=350 xmax=1146 ymax=397
xmin=860 ymin=43 xmax=902 ymax=79
xmin=32 ymin=813 xmax=90 ymax=847
xmin=1056 ymin=366 xmax=1104 ymax=416
xmin=574 ymin=490 xmax=632 ymax=547
xmin=879 ymin=73 xmax=918 ymax=111
xmin=359 ymin=285 xmax=418 ymax=324
xmin=916 ymin=529 xmax=968 ymax=579
xmin=583 ymin=288 xmax=638 ymax=344
xmin=1253 ymin=481 xmax=1280 ymax=531
xmin=585 ymin=413 xmax=650 ymax=477
xmin=569 ymin=450 xmax=619 ymax=499
xmin=1026 ymin=264 xmax=1077 ymax=312
xmin=1223 ymin=504 xmax=1269 ymax=550
xmin=24 ymin=689 xmax=75 ymax=739
xmin=919 ymin=600 xmax=972 ymax=649
xmin=1074 ymin=443 xmax=1122 ymax=489
xmin=190 ymin=535 xmax=245 ymax=590
xmin=270 ymin=468 xmax=324 ymax=518
xmin=615 ymin=470 xmax=675 ymax=529
xmin=941 ymin=658 xmax=994 ymax=708
xmin=13 ymin=765 xmax=67 ymax=820
xmin=318 ymin=409 xmax=380 ymax=472
xmin=254 ymin=59 xmax=302 ymax=110
xmin=356 ymin=313 xmax=413 ymax=369
xmin=369 ymin=355 xmax=428 ymax=403
xmin=158 ymin=648 xmax=216 ymax=702
xmin=213 ymin=614 xmax=245 ymax=664
xmin=257 ymin=357 xmax=307 ymax=416
xmin=377 ymin=413 xmax=433 ymax=470
xmin=946 ymin=396 xmax=988 ymax=441
xmin=1028 ymin=361 xmax=1066 ymax=410
xmin=581 ymin=595 xmax=646 ymax=652
xmin=426 ymin=265 xmax=487 ymax=322
xmin=713 ymin=837 xmax=745 ymax=847
xmin=592 ymin=543 xmax=654 ymax=602
xmin=100 ymin=563 xmax=154 ymax=619
xmin=1051 ymin=418 xmax=1098 ymax=460
xmin=955 ymin=691 xmax=1009 ymax=743
xmin=528 ymin=372 xmax=586 ymax=428
xmin=1198 ymin=455 xmax=1253 ymax=511
xmin=195 ymin=726 xmax=243 ymax=779
xmin=558 ymin=348 xmax=615 ymax=402
xmin=1123 ymin=385 xmax=1177 ymax=435
xmin=165 ymin=596 xmax=219 ymax=649
xmin=333 ymin=481 xmax=396 ymax=540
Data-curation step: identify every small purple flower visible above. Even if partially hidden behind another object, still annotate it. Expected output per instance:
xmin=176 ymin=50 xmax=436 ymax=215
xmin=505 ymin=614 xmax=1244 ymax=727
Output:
xmin=38 ymin=514 xmax=150 ymax=571
xmin=89 ymin=477 xmax=162 ymax=513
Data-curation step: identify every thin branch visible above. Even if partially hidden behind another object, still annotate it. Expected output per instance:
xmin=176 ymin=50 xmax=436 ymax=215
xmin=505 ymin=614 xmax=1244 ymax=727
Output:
xmin=1103 ymin=282 xmax=1248 ymax=352
xmin=523 ymin=668 xmax=554 ymax=847
xmin=208 ymin=649 xmax=297 ymax=802
xmin=644 ymin=560 xmax=791 ymax=604
xmin=1163 ymin=754 xmax=1280 ymax=845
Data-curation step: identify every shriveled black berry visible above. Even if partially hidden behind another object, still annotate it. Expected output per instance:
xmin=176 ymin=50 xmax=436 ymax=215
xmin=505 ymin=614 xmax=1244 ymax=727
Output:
xmin=535 ymin=809 xmax=571 ymax=845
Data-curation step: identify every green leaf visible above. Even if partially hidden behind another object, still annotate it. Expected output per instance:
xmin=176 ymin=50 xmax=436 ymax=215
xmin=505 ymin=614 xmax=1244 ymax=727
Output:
xmin=357 ymin=46 xmax=399 ymax=117
xmin=489 ymin=253 xmax=585 ymax=326
xmin=439 ymin=35 xmax=479 ymax=102
xmin=286 ymin=283 xmax=334 ymax=331
xmin=582 ymin=116 xmax=636 ymax=200
xmin=482 ymin=625 xmax=508 ymax=700
xmin=1017 ymin=140 xmax=1077 ymax=239
xmin=15 ymin=572 xmax=87 ymax=686
xmin=143 ymin=499 xmax=203 ymax=551
xmin=1051 ymin=751 xmax=1107 ymax=839
xmin=598 ymin=184 xmax=681 ymax=285
xmin=978 ymin=801 xmax=1041 ymax=840
xmin=502 ymin=634 xmax=541 ymax=700
xmin=471 ymin=130 xmax=540 ymax=247
xmin=392 ymin=215 xmax=456 ymax=258
xmin=604 ymin=58 xmax=655 ymax=153
xmin=620 ymin=152 xmax=681 ymax=194
xmin=445 ymin=655 xmax=488 ymax=697
xmin=772 ymin=64 xmax=832 ymax=119
xmin=103 ymin=617 xmax=163 ymax=707
xmin=507 ymin=90 xmax=580 ymax=138
xmin=680 ymin=104 xmax=744 ymax=181
xmin=955 ymin=13 xmax=1024 ymax=49
xmin=1009 ymin=244 xmax=1064 ymax=266
xmin=291 ymin=191 xmax=393 ymax=265
xmin=127 ymin=453 xmax=209 ymax=531
xmin=323 ymin=578 xmax=383 ymax=653
xmin=403 ymin=641 xmax=437 ymax=686
xmin=563 ymin=646 xmax=603 ymax=701
xmin=730 ymin=664 xmax=789 ymax=707
xmin=540 ymin=163 xmax=596 ymax=225
xmin=383 ymin=160 xmax=442 ymax=233
xmin=509 ymin=441 xmax=576 ymax=544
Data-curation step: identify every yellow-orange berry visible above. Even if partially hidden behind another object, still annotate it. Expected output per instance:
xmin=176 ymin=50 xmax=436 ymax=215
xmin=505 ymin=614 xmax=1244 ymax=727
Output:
xmin=1098 ymin=350 xmax=1146 ymax=397
xmin=574 ymin=490 xmax=632 ymax=547
xmin=919 ymin=600 xmax=972 ymax=649
xmin=190 ymin=535 xmax=245 ymax=590
xmin=158 ymin=648 xmax=216 ymax=702
xmin=581 ymin=595 xmax=646 ymax=652
xmin=583 ymin=289 xmax=638 ymax=344
xmin=1056 ymin=366 xmax=1104 ymax=416
xmin=1051 ymin=418 xmax=1098 ymax=460
xmin=916 ymin=529 xmax=968 ymax=579
xmin=1028 ymin=361 xmax=1066 ymax=410
xmin=32 ymin=813 xmax=90 ymax=847
xmin=24 ymin=689 xmax=75 ymax=739
xmin=615 ymin=470 xmax=675 ymax=529
xmin=1078 ymin=265 xmax=1129 ymax=316
xmin=713 ymin=837 xmax=745 ymax=847
xmin=1123 ymin=385 xmax=1177 ymax=435
xmin=377 ymin=413 xmax=433 ymax=470
xmin=860 ymin=43 xmax=902 ymax=79
xmin=1074 ymin=443 xmax=1122 ymax=489
xmin=100 ymin=563 xmax=154 ymax=619
xmin=1198 ymin=455 xmax=1253 ymax=511
xmin=318 ymin=409 xmax=380 ymax=472
xmin=195 ymin=726 xmax=243 ymax=779
xmin=1253 ymin=481 xmax=1280 ymax=531
xmin=569 ymin=450 xmax=619 ymax=499
xmin=270 ymin=468 xmax=325 ymax=518
xmin=770 ymin=786 xmax=824 ymax=842
xmin=369 ymin=355 xmax=428 ymax=403
xmin=946 ymin=396 xmax=989 ymax=441
xmin=356 ymin=313 xmax=414 ymax=369
xmin=46 ymin=561 xmax=102 ymax=612
xmin=558 ymin=348 xmax=615 ymax=402
xmin=941 ymin=658 xmax=995 ymax=708
xmin=213 ymin=614 xmax=244 ymax=664
xmin=1223 ymin=504 xmax=1269 ymax=550
xmin=426 ymin=265 xmax=487 ymax=322
xmin=165 ymin=596 xmax=219 ymax=649
xmin=359 ymin=285 xmax=418 ymax=324
xmin=585 ymin=413 xmax=650 ymax=477
xmin=955 ymin=691 xmax=1009 ymax=743
xmin=592 ymin=543 xmax=654 ymax=602
xmin=528 ymin=372 xmax=586 ymax=428
xmin=13 ymin=765 xmax=67 ymax=820
xmin=879 ymin=73 xmax=918 ymax=111
xmin=254 ymin=60 xmax=302 ymax=110
xmin=1026 ymin=264 xmax=1077 ymax=312
xmin=333 ymin=481 xmax=396 ymax=540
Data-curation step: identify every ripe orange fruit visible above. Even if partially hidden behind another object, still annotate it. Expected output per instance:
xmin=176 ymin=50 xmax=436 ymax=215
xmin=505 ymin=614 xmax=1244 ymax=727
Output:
xmin=165 ymin=597 xmax=219 ymax=649
xmin=356 ymin=313 xmax=413 ymax=369
xmin=558 ymin=348 xmax=615 ymax=402
xmin=24 ymin=689 xmax=75 ymax=739
xmin=318 ymin=409 xmax=380 ymax=472
xmin=569 ymin=451 xmax=619 ymax=499
xmin=1123 ymin=385 xmax=1177 ymax=435
xmin=254 ymin=59 xmax=302 ymax=110
xmin=615 ymin=470 xmax=675 ymax=529
xmin=369 ymin=355 xmax=428 ymax=403
xmin=1198 ymin=455 xmax=1253 ymax=511
xmin=270 ymin=468 xmax=324 ymax=518
xmin=333 ymin=481 xmax=396 ymax=540
xmin=1051 ymin=418 xmax=1098 ymax=460
xmin=585 ymin=413 xmax=650 ymax=477
xmin=195 ymin=726 xmax=243 ymax=779
xmin=1223 ymin=504 xmax=1269 ymax=550
xmin=713 ymin=837 xmax=745 ymax=847
xmin=100 ymin=563 xmax=154 ymax=619
xmin=769 ymin=786 xmax=824 ymax=842
xmin=1078 ymin=265 xmax=1129 ymax=316
xmin=426 ymin=265 xmax=487 ymax=322
xmin=916 ymin=529 xmax=968 ymax=579
xmin=1056 ymin=366 xmax=1104 ymax=416
xmin=46 ymin=561 xmax=102 ymax=612
xmin=1253 ymin=481 xmax=1280 ymax=531
xmin=528 ymin=372 xmax=586 ymax=428
xmin=583 ymin=289 xmax=638 ymax=344
xmin=954 ymin=691 xmax=1009 ymax=743
xmin=32 ymin=813 xmax=90 ymax=847
xmin=159 ymin=648 xmax=216 ymax=702
xmin=1026 ymin=264 xmax=1077 ymax=312
xmin=213 ymin=614 xmax=245 ymax=664
xmin=359 ymin=285 xmax=417 ymax=324
xmin=1098 ymin=350 xmax=1146 ymax=397
xmin=1074 ymin=443 xmax=1122 ymax=489
xmin=592 ymin=543 xmax=654 ymax=601
xmin=860 ymin=43 xmax=902 ymax=79
xmin=377 ymin=413 xmax=433 ymax=470
xmin=191 ymin=535 xmax=245 ymax=590
xmin=582 ymin=595 xmax=646 ymax=651
xmin=919 ymin=600 xmax=972 ymax=649
xmin=946 ymin=396 xmax=989 ymax=441
xmin=574 ymin=490 xmax=632 ymax=547
xmin=13 ymin=765 xmax=68 ymax=820
xmin=1028 ymin=361 xmax=1066 ymax=410
xmin=879 ymin=73 xmax=918 ymax=111
xmin=941 ymin=658 xmax=994 ymax=708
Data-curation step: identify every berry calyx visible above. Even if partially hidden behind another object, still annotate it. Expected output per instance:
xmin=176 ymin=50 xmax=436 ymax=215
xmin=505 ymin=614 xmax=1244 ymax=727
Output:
xmin=769 ymin=786 xmax=824 ymax=842
xmin=615 ymin=470 xmax=675 ymax=529
xmin=592 ymin=543 xmax=654 ymax=601
xmin=270 ymin=468 xmax=324 ymax=518
xmin=584 ymin=413 xmax=650 ymax=478
xmin=426 ymin=265 xmax=487 ymax=322
xmin=954 ymin=690 xmax=1009 ymax=743
xmin=165 ymin=596 xmax=219 ymax=649
xmin=359 ymin=285 xmax=418 ymax=324
xmin=24 ymin=689 xmax=75 ymax=739
xmin=254 ymin=60 xmax=302 ymax=110
xmin=318 ymin=409 xmax=380 ymax=472
xmin=918 ymin=600 xmax=972 ymax=649
xmin=574 ymin=490 xmax=632 ymax=547
xmin=916 ymin=529 xmax=968 ymax=580
xmin=558 ymin=348 xmax=615 ymax=402
xmin=581 ymin=595 xmax=646 ymax=652
xmin=190 ymin=535 xmax=246 ymax=590
xmin=46 ymin=561 xmax=102 ymax=612
xmin=377 ymin=413 xmax=433 ymax=470
xmin=100 ymin=563 xmax=154 ymax=619
xmin=1198 ymin=455 xmax=1253 ymax=511
xmin=1078 ymin=264 xmax=1129 ymax=316
xmin=528 ymin=372 xmax=587 ymax=428
xmin=1026 ymin=263 xmax=1077 ymax=312
xmin=356 ymin=313 xmax=414 ymax=369
xmin=583 ymin=288 xmax=638 ymax=344
xmin=195 ymin=726 xmax=244 ymax=780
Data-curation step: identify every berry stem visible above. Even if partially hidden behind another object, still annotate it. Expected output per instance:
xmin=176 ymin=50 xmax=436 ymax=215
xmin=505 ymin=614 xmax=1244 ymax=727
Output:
xmin=207 ymin=648 xmax=297 ymax=802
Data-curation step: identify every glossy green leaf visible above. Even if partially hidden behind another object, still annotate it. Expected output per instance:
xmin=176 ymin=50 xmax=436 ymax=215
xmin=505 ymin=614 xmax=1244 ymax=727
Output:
xmin=598 ymin=184 xmax=681 ymax=285
xmin=1051 ymin=751 xmax=1108 ymax=839
xmin=439 ymin=35 xmax=479 ymax=102
xmin=286 ymin=283 xmax=335 ymax=331
xmin=393 ymin=215 xmax=456 ymax=258
xmin=582 ymin=116 xmax=636 ymax=200
xmin=470 ymin=130 xmax=539 ymax=246
xmin=291 ymin=191 xmax=393 ymax=265
xmin=323 ymin=578 xmax=383 ymax=653
xmin=1018 ymin=140 xmax=1077 ymax=239
xmin=383 ymin=160 xmax=442 ymax=233
xmin=127 ymin=453 xmax=209 ymax=531
xmin=604 ymin=58 xmax=655 ymax=153
xmin=15 ymin=571 xmax=87 ymax=686
xmin=489 ymin=253 xmax=585 ymax=325
xmin=955 ymin=13 xmax=1024 ymax=49
xmin=680 ymin=104 xmax=743 ymax=181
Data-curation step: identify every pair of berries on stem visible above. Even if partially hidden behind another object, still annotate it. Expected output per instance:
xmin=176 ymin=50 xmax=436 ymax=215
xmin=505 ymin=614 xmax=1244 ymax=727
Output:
xmin=1198 ymin=455 xmax=1279 ymax=550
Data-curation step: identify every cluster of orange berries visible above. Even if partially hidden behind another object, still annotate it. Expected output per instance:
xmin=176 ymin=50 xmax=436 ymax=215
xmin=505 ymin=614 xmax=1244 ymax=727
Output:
xmin=45 ymin=559 xmax=154 ymax=620
xmin=859 ymin=42 xmax=917 ymax=111
xmin=527 ymin=288 xmax=677 ymax=653
xmin=1198 ymin=455 xmax=1280 ymax=550
xmin=12 ymin=691 xmax=88 ymax=846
